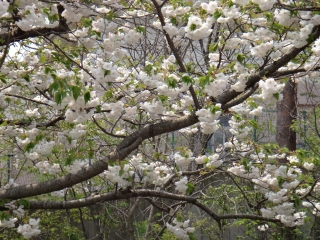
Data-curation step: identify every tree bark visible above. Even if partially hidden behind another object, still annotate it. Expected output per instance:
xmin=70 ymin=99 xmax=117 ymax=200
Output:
xmin=276 ymin=79 xmax=297 ymax=239
xmin=276 ymin=79 xmax=297 ymax=151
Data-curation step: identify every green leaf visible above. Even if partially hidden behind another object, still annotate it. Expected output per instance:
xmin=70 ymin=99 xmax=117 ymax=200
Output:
xmin=214 ymin=9 xmax=223 ymax=20
xmin=227 ymin=0 xmax=234 ymax=7
xmin=35 ymin=133 xmax=43 ymax=142
xmin=181 ymin=75 xmax=193 ymax=84
xmin=119 ymin=169 xmax=125 ymax=176
xmin=273 ymin=92 xmax=279 ymax=100
xmin=54 ymin=91 xmax=62 ymax=105
xmin=23 ymin=75 xmax=30 ymax=82
xmin=106 ymin=11 xmax=116 ymax=20
xmin=40 ymin=54 xmax=46 ymax=63
xmin=65 ymin=154 xmax=75 ymax=166
xmin=189 ymin=23 xmax=197 ymax=31
xmin=237 ymin=54 xmax=246 ymax=64
xmin=240 ymin=158 xmax=250 ymax=171
xmin=277 ymin=176 xmax=284 ymax=187
xmin=158 ymin=95 xmax=168 ymax=103
xmin=264 ymin=12 xmax=273 ymax=21
xmin=88 ymin=150 xmax=94 ymax=159
xmin=18 ymin=199 xmax=30 ymax=209
xmin=96 ymin=105 xmax=102 ymax=113
xmin=84 ymin=91 xmax=91 ymax=104
xmin=49 ymin=81 xmax=59 ymax=95
xmin=153 ymin=152 xmax=160 ymax=159
xmin=199 ymin=8 xmax=207 ymax=17
xmin=44 ymin=66 xmax=55 ymax=75
xmin=170 ymin=16 xmax=177 ymax=25
xmin=144 ymin=64 xmax=153 ymax=76
xmin=136 ymin=26 xmax=146 ymax=34
xmin=293 ymin=194 xmax=301 ymax=207
xmin=176 ymin=212 xmax=183 ymax=222
xmin=248 ymin=119 xmax=258 ymax=129
xmin=188 ymin=233 xmax=197 ymax=240
xmin=25 ymin=142 xmax=36 ymax=152
xmin=271 ymin=22 xmax=285 ymax=34
xmin=199 ymin=76 xmax=210 ymax=88
xmin=105 ymin=89 xmax=113 ymax=99
xmin=81 ymin=18 xmax=92 ymax=27
xmin=0 ymin=211 xmax=10 ymax=221
xmin=209 ymin=105 xmax=220 ymax=114
xmin=71 ymin=86 xmax=81 ymax=101
xmin=166 ymin=77 xmax=178 ymax=88
xmin=0 ymin=73 xmax=7 ymax=83
xmin=186 ymin=182 xmax=195 ymax=195
xmin=104 ymin=70 xmax=111 ymax=77
xmin=209 ymin=43 xmax=218 ymax=52
xmin=186 ymin=62 xmax=195 ymax=73
xmin=307 ymin=34 xmax=314 ymax=44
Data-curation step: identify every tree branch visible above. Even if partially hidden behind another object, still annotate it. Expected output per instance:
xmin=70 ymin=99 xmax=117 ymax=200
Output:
xmin=217 ymin=26 xmax=320 ymax=107
xmin=0 ymin=4 xmax=69 ymax=47
xmin=151 ymin=0 xmax=201 ymax=110
xmin=0 ymin=137 xmax=142 ymax=200
xmin=27 ymin=189 xmax=280 ymax=224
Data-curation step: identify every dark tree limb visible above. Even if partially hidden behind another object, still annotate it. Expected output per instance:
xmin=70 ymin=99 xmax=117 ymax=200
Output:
xmin=27 ymin=189 xmax=281 ymax=224
xmin=0 ymin=4 xmax=69 ymax=47
xmin=0 ymin=137 xmax=142 ymax=200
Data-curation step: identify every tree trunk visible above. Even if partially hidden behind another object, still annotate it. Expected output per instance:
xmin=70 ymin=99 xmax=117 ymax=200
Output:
xmin=276 ymin=80 xmax=297 ymax=239
xmin=276 ymin=79 xmax=297 ymax=151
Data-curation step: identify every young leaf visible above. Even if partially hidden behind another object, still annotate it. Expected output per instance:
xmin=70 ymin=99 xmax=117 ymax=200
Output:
xmin=54 ymin=91 xmax=62 ymax=105
xmin=136 ymin=26 xmax=146 ymax=34
xmin=181 ymin=75 xmax=193 ymax=84
xmin=144 ymin=64 xmax=153 ymax=76
xmin=25 ymin=142 xmax=36 ymax=152
xmin=104 ymin=70 xmax=111 ymax=77
xmin=186 ymin=182 xmax=195 ymax=195
xmin=166 ymin=77 xmax=178 ymax=88
xmin=214 ymin=9 xmax=223 ymax=20
xmin=18 ymin=199 xmax=30 ymax=209
xmin=199 ymin=76 xmax=210 ymax=87
xmin=23 ymin=75 xmax=30 ymax=82
xmin=189 ymin=23 xmax=197 ymax=31
xmin=84 ymin=91 xmax=91 ymax=104
xmin=71 ymin=86 xmax=81 ymax=101
xmin=209 ymin=43 xmax=218 ymax=52
xmin=0 ymin=211 xmax=10 ymax=221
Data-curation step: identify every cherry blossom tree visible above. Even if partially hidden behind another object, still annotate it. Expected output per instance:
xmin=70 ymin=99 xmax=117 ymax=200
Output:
xmin=1 ymin=0 xmax=320 ymax=239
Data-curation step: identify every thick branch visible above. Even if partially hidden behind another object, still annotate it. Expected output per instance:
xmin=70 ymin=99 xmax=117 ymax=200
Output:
xmin=217 ymin=25 xmax=320 ymax=106
xmin=0 ymin=4 xmax=69 ymax=47
xmin=117 ymin=113 xmax=198 ymax=150
xmin=221 ymin=83 xmax=259 ymax=110
xmin=0 ymin=137 xmax=142 ymax=200
xmin=27 ymin=189 xmax=280 ymax=224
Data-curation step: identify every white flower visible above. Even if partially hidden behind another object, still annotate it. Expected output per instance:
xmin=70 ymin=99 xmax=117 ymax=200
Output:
xmin=17 ymin=218 xmax=41 ymax=239
xmin=258 ymin=224 xmax=269 ymax=231
xmin=303 ymin=162 xmax=314 ymax=171
xmin=0 ymin=0 xmax=9 ymax=16
xmin=287 ymin=156 xmax=299 ymax=164
xmin=175 ymin=177 xmax=188 ymax=194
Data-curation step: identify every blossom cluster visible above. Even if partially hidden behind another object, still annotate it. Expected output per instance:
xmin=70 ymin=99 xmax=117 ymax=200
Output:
xmin=17 ymin=218 xmax=41 ymax=239
xmin=166 ymin=218 xmax=195 ymax=240
xmin=196 ymin=106 xmax=221 ymax=134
